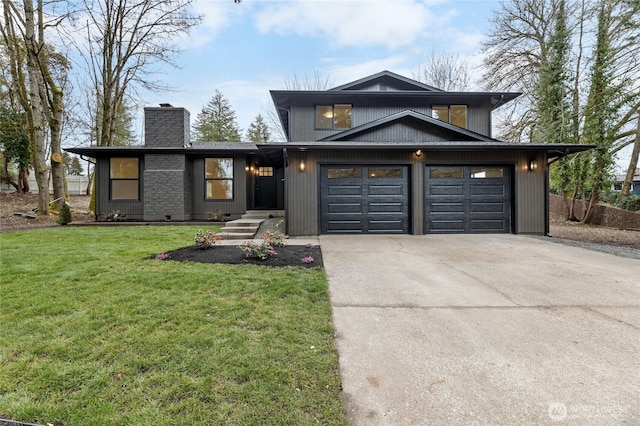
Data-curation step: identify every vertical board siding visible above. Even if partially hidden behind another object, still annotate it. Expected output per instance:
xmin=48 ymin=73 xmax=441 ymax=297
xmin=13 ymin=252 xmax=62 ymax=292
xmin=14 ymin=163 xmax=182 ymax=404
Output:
xmin=191 ymin=156 xmax=247 ymax=220
xmin=288 ymin=98 xmax=493 ymax=141
xmin=96 ymin=157 xmax=144 ymax=220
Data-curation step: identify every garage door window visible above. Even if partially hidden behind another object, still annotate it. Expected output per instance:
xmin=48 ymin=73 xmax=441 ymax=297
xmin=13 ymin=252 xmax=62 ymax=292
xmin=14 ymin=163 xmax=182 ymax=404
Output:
xmin=328 ymin=168 xmax=362 ymax=178
xmin=430 ymin=167 xmax=463 ymax=179
xmin=369 ymin=168 xmax=403 ymax=178
xmin=471 ymin=167 xmax=504 ymax=178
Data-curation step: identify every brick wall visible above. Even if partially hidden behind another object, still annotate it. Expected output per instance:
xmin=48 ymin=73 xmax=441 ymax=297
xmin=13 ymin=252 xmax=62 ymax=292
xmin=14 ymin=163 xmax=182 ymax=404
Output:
xmin=143 ymin=154 xmax=191 ymax=221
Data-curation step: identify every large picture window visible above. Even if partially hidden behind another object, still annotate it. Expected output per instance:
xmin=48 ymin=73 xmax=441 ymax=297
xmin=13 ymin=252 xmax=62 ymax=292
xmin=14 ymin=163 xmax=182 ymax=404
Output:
xmin=316 ymin=104 xmax=352 ymax=129
xmin=110 ymin=158 xmax=139 ymax=200
xmin=205 ymin=158 xmax=233 ymax=200
xmin=432 ymin=105 xmax=467 ymax=128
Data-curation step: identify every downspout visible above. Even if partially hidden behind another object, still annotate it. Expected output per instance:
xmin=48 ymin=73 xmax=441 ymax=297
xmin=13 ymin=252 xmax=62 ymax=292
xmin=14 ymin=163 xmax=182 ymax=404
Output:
xmin=283 ymin=147 xmax=289 ymax=237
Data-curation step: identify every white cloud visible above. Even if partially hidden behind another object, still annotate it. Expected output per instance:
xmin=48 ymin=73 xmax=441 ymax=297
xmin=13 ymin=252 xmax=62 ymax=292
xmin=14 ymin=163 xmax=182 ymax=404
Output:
xmin=254 ymin=0 xmax=435 ymax=49
xmin=185 ymin=1 xmax=243 ymax=48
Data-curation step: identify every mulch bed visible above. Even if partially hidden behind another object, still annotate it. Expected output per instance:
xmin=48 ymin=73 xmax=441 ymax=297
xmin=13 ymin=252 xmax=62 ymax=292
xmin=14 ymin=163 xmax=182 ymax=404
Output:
xmin=155 ymin=244 xmax=323 ymax=268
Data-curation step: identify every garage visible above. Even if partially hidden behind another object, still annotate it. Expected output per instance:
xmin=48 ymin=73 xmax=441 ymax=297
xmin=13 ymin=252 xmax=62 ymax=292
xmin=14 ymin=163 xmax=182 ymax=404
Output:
xmin=425 ymin=165 xmax=511 ymax=233
xmin=320 ymin=165 xmax=410 ymax=234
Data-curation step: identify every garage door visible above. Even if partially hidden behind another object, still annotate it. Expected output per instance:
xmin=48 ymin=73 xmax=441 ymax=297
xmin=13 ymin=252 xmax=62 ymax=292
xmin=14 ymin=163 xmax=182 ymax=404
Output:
xmin=320 ymin=165 xmax=410 ymax=234
xmin=425 ymin=166 xmax=511 ymax=233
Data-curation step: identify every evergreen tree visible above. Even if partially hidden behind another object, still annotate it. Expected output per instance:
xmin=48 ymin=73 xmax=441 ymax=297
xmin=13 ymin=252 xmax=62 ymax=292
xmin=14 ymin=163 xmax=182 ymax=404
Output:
xmin=193 ymin=90 xmax=242 ymax=142
xmin=246 ymin=114 xmax=271 ymax=142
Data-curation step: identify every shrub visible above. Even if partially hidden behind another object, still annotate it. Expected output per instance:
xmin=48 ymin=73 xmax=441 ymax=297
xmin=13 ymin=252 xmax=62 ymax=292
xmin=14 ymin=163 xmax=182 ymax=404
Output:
xmin=104 ymin=210 xmax=126 ymax=221
xmin=239 ymin=240 xmax=277 ymax=260
xmin=194 ymin=229 xmax=221 ymax=249
xmin=619 ymin=194 xmax=640 ymax=212
xmin=262 ymin=230 xmax=285 ymax=247
xmin=57 ymin=203 xmax=72 ymax=225
xmin=207 ymin=209 xmax=226 ymax=221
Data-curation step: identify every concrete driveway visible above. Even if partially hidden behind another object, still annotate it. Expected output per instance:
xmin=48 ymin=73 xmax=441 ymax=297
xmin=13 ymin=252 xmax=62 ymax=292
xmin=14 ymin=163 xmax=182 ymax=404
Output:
xmin=320 ymin=234 xmax=639 ymax=425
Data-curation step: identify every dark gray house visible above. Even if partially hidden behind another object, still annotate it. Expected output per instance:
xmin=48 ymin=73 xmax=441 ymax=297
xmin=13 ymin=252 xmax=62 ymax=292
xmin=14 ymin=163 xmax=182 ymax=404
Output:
xmin=67 ymin=70 xmax=589 ymax=236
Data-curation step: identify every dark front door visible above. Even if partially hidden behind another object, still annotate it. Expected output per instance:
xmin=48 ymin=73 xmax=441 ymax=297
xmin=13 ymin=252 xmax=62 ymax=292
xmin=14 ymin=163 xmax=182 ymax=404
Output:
xmin=254 ymin=166 xmax=278 ymax=209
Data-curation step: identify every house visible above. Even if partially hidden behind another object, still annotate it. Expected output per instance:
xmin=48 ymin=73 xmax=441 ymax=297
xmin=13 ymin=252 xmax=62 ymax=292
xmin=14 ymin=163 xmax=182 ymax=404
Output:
xmin=66 ymin=70 xmax=590 ymax=235
xmin=613 ymin=170 xmax=640 ymax=195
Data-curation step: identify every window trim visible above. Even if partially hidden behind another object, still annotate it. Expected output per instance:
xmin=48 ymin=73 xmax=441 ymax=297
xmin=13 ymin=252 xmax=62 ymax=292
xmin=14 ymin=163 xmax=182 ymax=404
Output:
xmin=109 ymin=157 xmax=140 ymax=201
xmin=315 ymin=104 xmax=352 ymax=130
xmin=205 ymin=157 xmax=234 ymax=201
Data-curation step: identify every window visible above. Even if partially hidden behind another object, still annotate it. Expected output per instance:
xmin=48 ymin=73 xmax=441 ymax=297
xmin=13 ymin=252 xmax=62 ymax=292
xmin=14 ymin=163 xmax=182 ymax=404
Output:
xmin=316 ymin=104 xmax=352 ymax=129
xmin=432 ymin=105 xmax=467 ymax=128
xmin=471 ymin=167 xmax=504 ymax=178
xmin=110 ymin=158 xmax=139 ymax=200
xmin=328 ymin=168 xmax=362 ymax=179
xmin=205 ymin=158 xmax=233 ymax=200
xmin=430 ymin=167 xmax=463 ymax=179
xmin=369 ymin=168 xmax=403 ymax=178
xmin=257 ymin=166 xmax=273 ymax=177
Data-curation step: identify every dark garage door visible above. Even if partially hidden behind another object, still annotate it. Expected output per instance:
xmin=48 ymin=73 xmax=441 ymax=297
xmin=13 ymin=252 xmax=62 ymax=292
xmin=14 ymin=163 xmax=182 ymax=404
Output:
xmin=425 ymin=166 xmax=511 ymax=233
xmin=320 ymin=165 xmax=410 ymax=234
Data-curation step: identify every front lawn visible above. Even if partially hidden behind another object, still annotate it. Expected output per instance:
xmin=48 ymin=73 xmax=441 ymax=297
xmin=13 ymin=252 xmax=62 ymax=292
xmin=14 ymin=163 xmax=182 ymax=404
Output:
xmin=0 ymin=226 xmax=346 ymax=425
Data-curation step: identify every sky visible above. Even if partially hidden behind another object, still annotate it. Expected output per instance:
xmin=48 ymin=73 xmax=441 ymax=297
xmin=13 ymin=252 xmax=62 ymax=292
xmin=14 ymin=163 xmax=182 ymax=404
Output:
xmin=142 ymin=0 xmax=502 ymax=138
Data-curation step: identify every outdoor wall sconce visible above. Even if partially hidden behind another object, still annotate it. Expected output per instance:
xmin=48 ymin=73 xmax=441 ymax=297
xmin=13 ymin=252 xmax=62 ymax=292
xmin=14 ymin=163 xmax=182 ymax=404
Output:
xmin=299 ymin=160 xmax=306 ymax=172
xmin=415 ymin=149 xmax=422 ymax=157
xmin=245 ymin=165 xmax=250 ymax=171
xmin=528 ymin=159 xmax=538 ymax=172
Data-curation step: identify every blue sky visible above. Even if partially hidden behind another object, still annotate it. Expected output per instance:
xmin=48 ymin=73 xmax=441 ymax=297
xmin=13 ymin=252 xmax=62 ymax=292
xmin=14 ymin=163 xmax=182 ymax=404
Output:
xmin=143 ymin=0 xmax=502 ymax=137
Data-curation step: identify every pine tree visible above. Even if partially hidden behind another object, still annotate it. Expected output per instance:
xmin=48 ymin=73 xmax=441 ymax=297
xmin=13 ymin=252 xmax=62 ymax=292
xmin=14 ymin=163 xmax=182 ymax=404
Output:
xmin=245 ymin=114 xmax=271 ymax=142
xmin=192 ymin=90 xmax=242 ymax=142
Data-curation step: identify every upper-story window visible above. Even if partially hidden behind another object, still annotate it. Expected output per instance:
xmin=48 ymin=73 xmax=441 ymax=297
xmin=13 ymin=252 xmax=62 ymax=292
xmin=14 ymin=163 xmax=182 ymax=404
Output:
xmin=316 ymin=104 xmax=352 ymax=129
xmin=432 ymin=105 xmax=467 ymax=129
xmin=110 ymin=157 xmax=139 ymax=200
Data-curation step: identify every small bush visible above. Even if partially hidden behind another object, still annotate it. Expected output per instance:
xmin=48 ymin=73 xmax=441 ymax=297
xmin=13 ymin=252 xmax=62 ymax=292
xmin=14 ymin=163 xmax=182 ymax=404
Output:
xmin=194 ymin=229 xmax=221 ymax=249
xmin=239 ymin=240 xmax=277 ymax=260
xmin=104 ymin=210 xmax=126 ymax=221
xmin=57 ymin=203 xmax=72 ymax=225
xmin=262 ymin=230 xmax=285 ymax=247
xmin=598 ymin=191 xmax=619 ymax=206
xmin=207 ymin=209 xmax=226 ymax=221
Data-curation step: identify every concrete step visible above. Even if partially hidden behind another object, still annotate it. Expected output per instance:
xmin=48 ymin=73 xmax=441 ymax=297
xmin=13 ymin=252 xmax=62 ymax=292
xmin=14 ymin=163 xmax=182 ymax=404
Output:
xmin=221 ymin=226 xmax=260 ymax=233
xmin=242 ymin=210 xmax=285 ymax=219
xmin=224 ymin=219 xmax=265 ymax=227
xmin=220 ymin=232 xmax=257 ymax=240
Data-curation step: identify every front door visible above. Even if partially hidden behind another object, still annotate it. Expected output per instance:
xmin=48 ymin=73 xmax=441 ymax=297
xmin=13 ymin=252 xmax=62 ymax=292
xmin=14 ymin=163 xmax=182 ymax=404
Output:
xmin=254 ymin=166 xmax=278 ymax=209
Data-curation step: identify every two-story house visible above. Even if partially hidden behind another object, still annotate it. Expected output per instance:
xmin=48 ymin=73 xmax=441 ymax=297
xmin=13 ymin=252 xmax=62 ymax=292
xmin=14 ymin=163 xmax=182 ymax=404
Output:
xmin=67 ymin=71 xmax=590 ymax=235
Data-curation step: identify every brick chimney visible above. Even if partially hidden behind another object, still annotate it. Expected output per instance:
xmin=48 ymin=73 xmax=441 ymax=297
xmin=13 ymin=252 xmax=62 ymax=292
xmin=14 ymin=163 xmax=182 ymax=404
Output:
xmin=144 ymin=105 xmax=190 ymax=147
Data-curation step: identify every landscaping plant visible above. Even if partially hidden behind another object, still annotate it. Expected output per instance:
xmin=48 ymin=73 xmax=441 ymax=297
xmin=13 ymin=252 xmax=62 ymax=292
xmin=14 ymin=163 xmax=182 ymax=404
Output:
xmin=194 ymin=229 xmax=221 ymax=249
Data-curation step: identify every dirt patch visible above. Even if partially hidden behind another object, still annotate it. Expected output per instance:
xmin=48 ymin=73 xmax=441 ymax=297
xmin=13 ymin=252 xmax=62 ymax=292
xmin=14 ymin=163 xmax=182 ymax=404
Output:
xmin=0 ymin=192 xmax=92 ymax=232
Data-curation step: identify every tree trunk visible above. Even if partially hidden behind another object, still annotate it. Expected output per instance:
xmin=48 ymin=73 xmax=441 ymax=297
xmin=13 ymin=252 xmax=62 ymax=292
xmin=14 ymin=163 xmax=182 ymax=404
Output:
xmin=619 ymin=119 xmax=639 ymax=201
xmin=23 ymin=0 xmax=49 ymax=215
xmin=582 ymin=188 xmax=599 ymax=224
xmin=18 ymin=167 xmax=29 ymax=192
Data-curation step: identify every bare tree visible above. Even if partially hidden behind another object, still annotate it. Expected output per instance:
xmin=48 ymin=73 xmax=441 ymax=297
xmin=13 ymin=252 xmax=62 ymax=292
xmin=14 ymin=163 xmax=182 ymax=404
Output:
xmin=78 ymin=0 xmax=202 ymax=147
xmin=412 ymin=51 xmax=471 ymax=91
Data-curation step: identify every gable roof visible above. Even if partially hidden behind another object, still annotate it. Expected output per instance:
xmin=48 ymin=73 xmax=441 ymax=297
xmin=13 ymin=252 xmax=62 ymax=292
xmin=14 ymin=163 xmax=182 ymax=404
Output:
xmin=330 ymin=70 xmax=443 ymax=92
xmin=319 ymin=110 xmax=498 ymax=142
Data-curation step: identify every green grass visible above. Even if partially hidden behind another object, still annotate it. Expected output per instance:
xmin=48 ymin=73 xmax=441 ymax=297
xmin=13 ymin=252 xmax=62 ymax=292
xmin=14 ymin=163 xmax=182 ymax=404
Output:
xmin=0 ymin=226 xmax=346 ymax=425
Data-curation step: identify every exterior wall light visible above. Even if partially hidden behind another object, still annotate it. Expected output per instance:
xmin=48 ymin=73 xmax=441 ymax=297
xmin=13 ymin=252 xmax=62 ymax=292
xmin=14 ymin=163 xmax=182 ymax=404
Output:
xmin=245 ymin=165 xmax=250 ymax=171
xmin=415 ymin=149 xmax=422 ymax=157
xmin=299 ymin=160 xmax=306 ymax=172
xmin=528 ymin=159 xmax=538 ymax=171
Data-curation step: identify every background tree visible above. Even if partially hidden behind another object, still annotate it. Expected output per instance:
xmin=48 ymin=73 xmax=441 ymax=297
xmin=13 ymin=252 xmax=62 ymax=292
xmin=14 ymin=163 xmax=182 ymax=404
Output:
xmin=412 ymin=51 xmax=472 ymax=91
xmin=246 ymin=114 xmax=271 ymax=142
xmin=62 ymin=152 xmax=83 ymax=176
xmin=193 ymin=90 xmax=242 ymax=142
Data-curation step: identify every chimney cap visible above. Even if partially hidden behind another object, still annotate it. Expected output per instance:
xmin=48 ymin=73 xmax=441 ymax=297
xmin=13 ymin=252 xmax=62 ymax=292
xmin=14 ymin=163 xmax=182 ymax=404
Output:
xmin=159 ymin=103 xmax=174 ymax=108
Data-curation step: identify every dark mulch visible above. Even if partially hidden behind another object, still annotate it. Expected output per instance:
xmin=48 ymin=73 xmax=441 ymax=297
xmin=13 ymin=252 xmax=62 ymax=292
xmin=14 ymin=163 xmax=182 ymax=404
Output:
xmin=155 ymin=244 xmax=323 ymax=268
